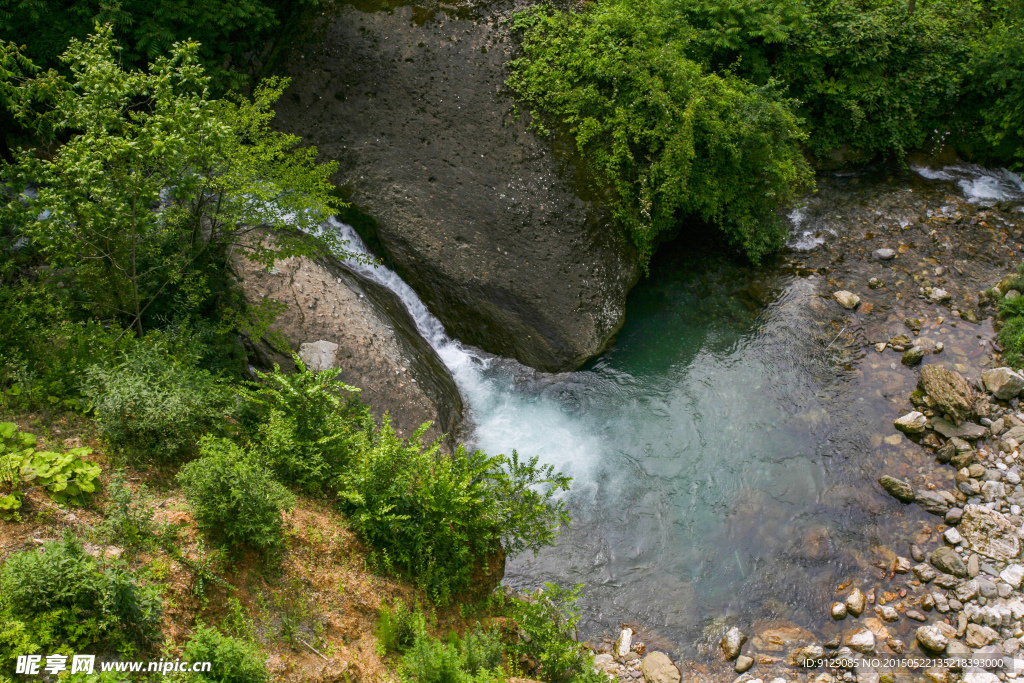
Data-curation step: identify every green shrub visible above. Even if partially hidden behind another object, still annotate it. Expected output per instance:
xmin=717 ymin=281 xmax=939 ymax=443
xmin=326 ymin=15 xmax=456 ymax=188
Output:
xmin=102 ymin=470 xmax=158 ymax=551
xmin=177 ymin=437 xmax=295 ymax=556
xmin=508 ymin=2 xmax=813 ymax=264
xmin=773 ymin=0 xmax=978 ymax=158
xmin=339 ymin=422 xmax=570 ymax=604
xmin=0 ymin=534 xmax=162 ymax=667
xmin=399 ymin=620 xmax=505 ymax=683
xmin=0 ymin=279 xmax=131 ymax=411
xmin=82 ymin=336 xmax=235 ymax=460
xmin=239 ymin=358 xmax=373 ymax=493
xmin=180 ymin=625 xmax=270 ymax=683
xmin=504 ymin=585 xmax=606 ymax=683
xmin=376 ymin=598 xmax=420 ymax=655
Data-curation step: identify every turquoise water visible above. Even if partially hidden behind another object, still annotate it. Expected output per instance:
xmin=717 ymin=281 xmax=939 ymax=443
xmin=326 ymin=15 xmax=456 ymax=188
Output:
xmin=335 ymin=164 xmax=1022 ymax=656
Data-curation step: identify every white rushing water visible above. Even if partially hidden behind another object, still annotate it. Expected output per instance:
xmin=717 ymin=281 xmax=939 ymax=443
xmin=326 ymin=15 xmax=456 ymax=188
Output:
xmin=325 ymin=217 xmax=602 ymax=479
xmin=911 ymin=163 xmax=1024 ymax=204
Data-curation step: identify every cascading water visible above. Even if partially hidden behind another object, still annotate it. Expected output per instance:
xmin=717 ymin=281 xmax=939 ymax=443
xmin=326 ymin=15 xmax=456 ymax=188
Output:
xmin=325 ymin=163 xmax=1024 ymax=655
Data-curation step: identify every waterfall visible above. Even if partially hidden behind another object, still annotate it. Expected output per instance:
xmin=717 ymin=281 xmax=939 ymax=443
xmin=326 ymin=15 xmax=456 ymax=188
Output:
xmin=324 ymin=217 xmax=603 ymax=478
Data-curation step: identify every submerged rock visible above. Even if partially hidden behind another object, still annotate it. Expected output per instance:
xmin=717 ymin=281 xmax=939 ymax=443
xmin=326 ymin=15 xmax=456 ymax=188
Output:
xmin=873 ymin=248 xmax=896 ymax=261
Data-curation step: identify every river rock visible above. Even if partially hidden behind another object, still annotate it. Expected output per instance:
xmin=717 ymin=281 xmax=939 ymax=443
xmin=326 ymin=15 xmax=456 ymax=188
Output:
xmin=963 ymin=672 xmax=1000 ymax=683
xmin=734 ymin=655 xmax=754 ymax=674
xmin=232 ymin=249 xmax=463 ymax=443
xmin=916 ymin=489 xmax=952 ymax=515
xmin=1001 ymin=564 xmax=1024 ymax=588
xmin=955 ymin=579 xmax=980 ymax=601
xmin=846 ymin=628 xmax=876 ymax=655
xmin=916 ymin=624 xmax=949 ymax=652
xmin=931 ymin=417 xmax=989 ymax=440
xmin=873 ymin=248 xmax=896 ymax=261
xmin=640 ymin=652 xmax=680 ymax=683
xmin=959 ymin=505 xmax=1021 ymax=560
xmin=982 ymin=367 xmax=1024 ymax=400
xmin=830 ymin=602 xmax=847 ymax=619
xmin=966 ymin=623 xmax=999 ymax=648
xmin=275 ymin=4 xmax=642 ymax=371
xmin=879 ymin=475 xmax=915 ymax=502
xmin=833 ymin=290 xmax=861 ymax=310
xmin=875 ymin=605 xmax=899 ymax=622
xmin=914 ymin=563 xmax=938 ymax=582
xmin=894 ymin=411 xmax=928 ymax=434
xmin=846 ymin=588 xmax=866 ymax=616
xmin=615 ymin=628 xmax=633 ymax=658
xmin=721 ymin=627 xmax=746 ymax=660
xmin=903 ymin=346 xmax=926 ymax=365
xmin=930 ymin=547 xmax=968 ymax=577
xmin=787 ymin=644 xmax=824 ymax=667
xmin=919 ymin=365 xmax=977 ymax=424
xmin=944 ymin=527 xmax=963 ymax=545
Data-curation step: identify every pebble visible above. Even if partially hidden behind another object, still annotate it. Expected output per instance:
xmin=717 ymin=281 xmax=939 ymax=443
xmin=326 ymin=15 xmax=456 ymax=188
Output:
xmin=830 ymin=601 xmax=847 ymax=619
xmin=734 ymin=655 xmax=754 ymax=674
xmin=944 ymin=528 xmax=963 ymax=545
xmin=873 ymin=248 xmax=896 ymax=260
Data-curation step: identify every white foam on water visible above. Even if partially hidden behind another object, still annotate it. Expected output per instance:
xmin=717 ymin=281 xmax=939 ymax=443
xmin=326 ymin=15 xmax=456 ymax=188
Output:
xmin=786 ymin=205 xmax=826 ymax=251
xmin=325 ymin=217 xmax=603 ymax=479
xmin=912 ymin=164 xmax=1024 ymax=204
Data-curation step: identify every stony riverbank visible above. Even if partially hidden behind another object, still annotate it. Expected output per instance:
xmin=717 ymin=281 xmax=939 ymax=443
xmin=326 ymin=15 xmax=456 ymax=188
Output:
xmin=566 ymin=165 xmax=1024 ymax=683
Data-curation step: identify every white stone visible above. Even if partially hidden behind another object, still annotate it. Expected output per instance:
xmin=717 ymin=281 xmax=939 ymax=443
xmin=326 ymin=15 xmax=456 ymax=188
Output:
xmin=298 ymin=339 xmax=339 ymax=372
xmin=833 ymin=290 xmax=861 ymax=310
xmin=614 ymin=628 xmax=633 ymax=658
xmin=847 ymin=628 xmax=876 ymax=655
xmin=894 ymin=411 xmax=929 ymax=435
xmin=945 ymin=528 xmax=963 ymax=545
xmin=1002 ymin=565 xmax=1024 ymax=589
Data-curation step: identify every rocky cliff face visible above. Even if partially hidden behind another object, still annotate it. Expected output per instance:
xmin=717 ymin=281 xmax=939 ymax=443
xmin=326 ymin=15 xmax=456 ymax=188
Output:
xmin=231 ymin=250 xmax=464 ymax=444
xmin=273 ymin=0 xmax=641 ymax=371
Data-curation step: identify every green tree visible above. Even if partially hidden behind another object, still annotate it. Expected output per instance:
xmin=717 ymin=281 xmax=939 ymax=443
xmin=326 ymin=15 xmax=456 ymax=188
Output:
xmin=508 ymin=3 xmax=813 ymax=264
xmin=0 ymin=27 xmax=351 ymax=335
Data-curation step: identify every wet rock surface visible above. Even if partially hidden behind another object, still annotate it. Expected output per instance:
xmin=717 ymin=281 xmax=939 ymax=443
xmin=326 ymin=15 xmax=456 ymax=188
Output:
xmin=231 ymin=248 xmax=464 ymax=443
xmin=274 ymin=0 xmax=641 ymax=371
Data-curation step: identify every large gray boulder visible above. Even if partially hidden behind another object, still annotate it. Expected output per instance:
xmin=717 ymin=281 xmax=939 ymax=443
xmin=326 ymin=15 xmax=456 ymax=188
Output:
xmin=274 ymin=4 xmax=642 ymax=371
xmin=232 ymin=250 xmax=463 ymax=444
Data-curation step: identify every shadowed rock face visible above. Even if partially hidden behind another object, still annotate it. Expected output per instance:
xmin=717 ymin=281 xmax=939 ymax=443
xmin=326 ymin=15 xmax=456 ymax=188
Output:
xmin=273 ymin=1 xmax=641 ymax=371
xmin=231 ymin=249 xmax=464 ymax=445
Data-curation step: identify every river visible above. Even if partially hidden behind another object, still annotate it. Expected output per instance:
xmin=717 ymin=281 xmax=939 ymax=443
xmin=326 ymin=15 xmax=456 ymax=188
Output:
xmin=333 ymin=162 xmax=1024 ymax=657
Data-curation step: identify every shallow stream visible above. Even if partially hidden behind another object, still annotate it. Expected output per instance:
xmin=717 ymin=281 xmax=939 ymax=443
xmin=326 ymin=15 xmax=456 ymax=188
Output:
xmin=334 ymin=163 xmax=1024 ymax=657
